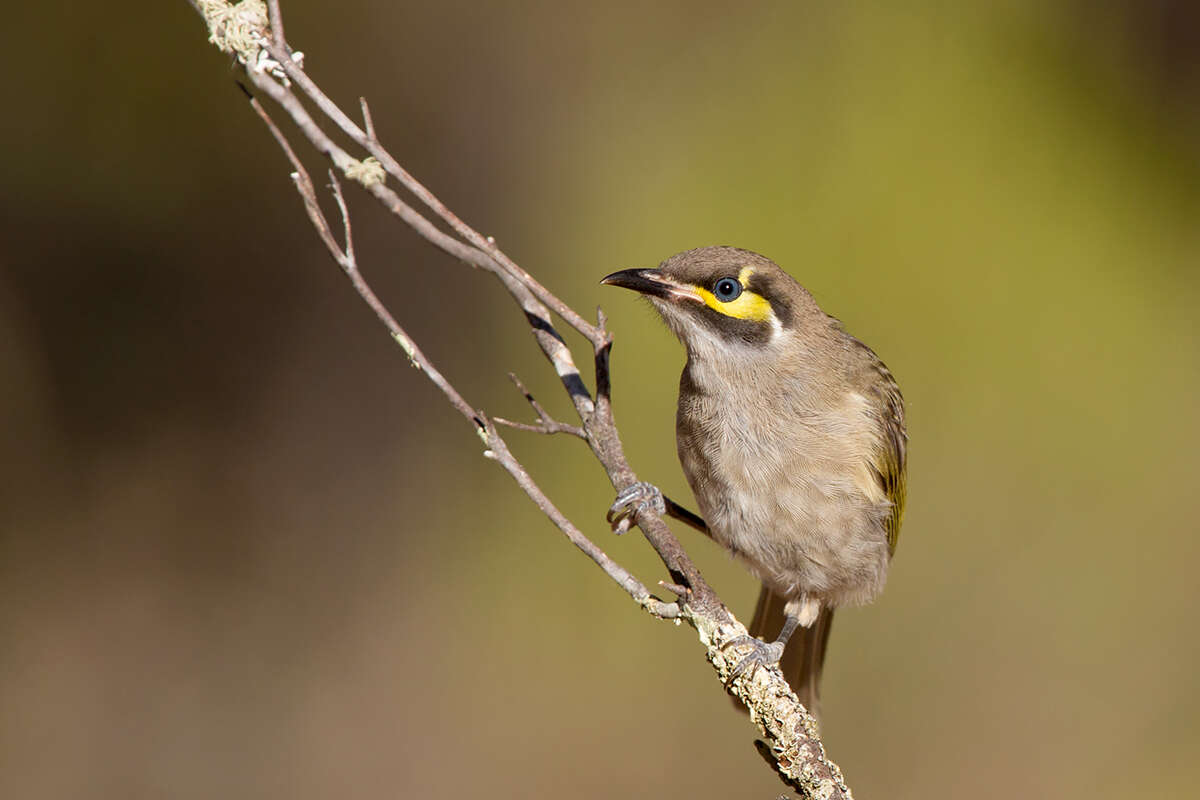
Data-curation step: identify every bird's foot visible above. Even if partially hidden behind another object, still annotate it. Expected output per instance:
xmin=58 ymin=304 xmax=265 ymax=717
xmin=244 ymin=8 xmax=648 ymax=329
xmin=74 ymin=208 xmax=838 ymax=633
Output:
xmin=606 ymin=481 xmax=667 ymax=534
xmin=720 ymin=635 xmax=785 ymax=686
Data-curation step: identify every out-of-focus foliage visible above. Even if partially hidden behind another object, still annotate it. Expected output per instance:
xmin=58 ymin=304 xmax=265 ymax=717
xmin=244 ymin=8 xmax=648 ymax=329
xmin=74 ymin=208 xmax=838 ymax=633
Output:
xmin=1 ymin=2 xmax=1197 ymax=798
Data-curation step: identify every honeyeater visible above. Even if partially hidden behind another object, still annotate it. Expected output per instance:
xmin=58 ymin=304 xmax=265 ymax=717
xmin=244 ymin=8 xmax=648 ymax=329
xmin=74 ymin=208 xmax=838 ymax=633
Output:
xmin=602 ymin=246 xmax=907 ymax=720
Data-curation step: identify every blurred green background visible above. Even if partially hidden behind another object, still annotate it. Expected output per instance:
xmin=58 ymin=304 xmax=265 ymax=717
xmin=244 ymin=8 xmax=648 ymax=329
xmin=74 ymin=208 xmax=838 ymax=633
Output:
xmin=2 ymin=1 xmax=1198 ymax=798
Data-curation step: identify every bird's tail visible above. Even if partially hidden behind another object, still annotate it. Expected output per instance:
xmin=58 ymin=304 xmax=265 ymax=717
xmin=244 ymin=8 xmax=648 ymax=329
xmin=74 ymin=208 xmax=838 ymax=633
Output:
xmin=745 ymin=585 xmax=835 ymax=723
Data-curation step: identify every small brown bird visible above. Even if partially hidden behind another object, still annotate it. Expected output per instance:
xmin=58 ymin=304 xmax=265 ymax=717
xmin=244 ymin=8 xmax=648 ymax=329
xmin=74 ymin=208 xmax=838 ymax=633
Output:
xmin=602 ymin=246 xmax=907 ymax=720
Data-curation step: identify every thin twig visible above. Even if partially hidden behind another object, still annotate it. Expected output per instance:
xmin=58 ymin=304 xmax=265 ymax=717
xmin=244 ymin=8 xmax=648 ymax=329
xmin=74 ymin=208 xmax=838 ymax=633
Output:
xmin=492 ymin=373 xmax=587 ymax=437
xmin=329 ymin=175 xmax=355 ymax=265
xmin=658 ymin=580 xmax=692 ymax=600
xmin=359 ymin=97 xmax=377 ymax=143
xmin=266 ymin=0 xmax=284 ymax=50
xmin=261 ymin=38 xmax=606 ymax=348
xmin=241 ymin=62 xmax=600 ymax=425
xmin=493 ymin=417 xmax=587 ymax=438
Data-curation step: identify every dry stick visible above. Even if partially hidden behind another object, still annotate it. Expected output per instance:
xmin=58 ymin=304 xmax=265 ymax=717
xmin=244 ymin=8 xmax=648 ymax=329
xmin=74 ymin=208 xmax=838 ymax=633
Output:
xmin=493 ymin=373 xmax=588 ymax=439
xmin=193 ymin=0 xmax=695 ymax=591
xmin=358 ymin=98 xmax=378 ymax=143
xmin=267 ymin=45 xmax=605 ymax=347
xmin=194 ymin=4 xmax=854 ymax=796
xmin=247 ymin=94 xmax=676 ymax=620
xmin=238 ymin=56 xmax=709 ymax=597
xmin=266 ymin=0 xmax=284 ymax=50
xmin=242 ymin=64 xmax=599 ymax=426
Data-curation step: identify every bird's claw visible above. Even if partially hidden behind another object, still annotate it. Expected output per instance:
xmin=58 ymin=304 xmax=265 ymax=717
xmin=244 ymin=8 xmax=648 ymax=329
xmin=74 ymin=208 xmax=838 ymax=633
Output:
xmin=721 ymin=635 xmax=785 ymax=686
xmin=606 ymin=481 xmax=667 ymax=534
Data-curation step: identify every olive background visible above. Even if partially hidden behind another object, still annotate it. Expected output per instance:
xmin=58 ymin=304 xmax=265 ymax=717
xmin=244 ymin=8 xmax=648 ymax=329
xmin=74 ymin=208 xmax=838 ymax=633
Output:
xmin=2 ymin=2 xmax=1198 ymax=798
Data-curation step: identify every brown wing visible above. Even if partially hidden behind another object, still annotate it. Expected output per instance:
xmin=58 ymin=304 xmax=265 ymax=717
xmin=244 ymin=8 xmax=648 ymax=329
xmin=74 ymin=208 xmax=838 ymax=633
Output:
xmin=843 ymin=331 xmax=908 ymax=555
xmin=871 ymin=362 xmax=907 ymax=555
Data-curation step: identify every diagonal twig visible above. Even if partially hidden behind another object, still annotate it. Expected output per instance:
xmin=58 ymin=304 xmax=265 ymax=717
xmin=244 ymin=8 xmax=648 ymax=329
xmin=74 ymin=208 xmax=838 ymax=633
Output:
xmin=493 ymin=373 xmax=587 ymax=438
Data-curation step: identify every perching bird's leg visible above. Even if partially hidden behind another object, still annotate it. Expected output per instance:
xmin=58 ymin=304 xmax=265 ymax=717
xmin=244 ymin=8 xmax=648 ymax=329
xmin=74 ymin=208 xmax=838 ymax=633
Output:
xmin=607 ymin=482 xmax=708 ymax=535
xmin=663 ymin=496 xmax=709 ymax=534
xmin=607 ymin=481 xmax=667 ymax=534
xmin=723 ymin=595 xmax=818 ymax=685
xmin=722 ymin=617 xmax=796 ymax=685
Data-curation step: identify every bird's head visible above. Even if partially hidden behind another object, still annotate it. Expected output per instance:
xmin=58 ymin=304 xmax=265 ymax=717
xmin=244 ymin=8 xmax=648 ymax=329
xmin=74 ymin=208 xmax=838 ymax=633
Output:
xmin=601 ymin=246 xmax=825 ymax=357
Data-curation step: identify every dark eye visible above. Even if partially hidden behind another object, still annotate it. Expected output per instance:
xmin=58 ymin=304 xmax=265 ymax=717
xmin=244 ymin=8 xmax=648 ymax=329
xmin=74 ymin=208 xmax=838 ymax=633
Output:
xmin=713 ymin=277 xmax=742 ymax=302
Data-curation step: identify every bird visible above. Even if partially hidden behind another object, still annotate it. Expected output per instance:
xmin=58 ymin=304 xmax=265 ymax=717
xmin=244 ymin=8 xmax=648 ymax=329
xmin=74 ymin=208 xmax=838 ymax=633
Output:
xmin=601 ymin=246 xmax=906 ymax=721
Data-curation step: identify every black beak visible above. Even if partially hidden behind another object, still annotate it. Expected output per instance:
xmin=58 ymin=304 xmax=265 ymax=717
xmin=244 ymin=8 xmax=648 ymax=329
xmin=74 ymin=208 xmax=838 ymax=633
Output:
xmin=600 ymin=269 xmax=700 ymax=303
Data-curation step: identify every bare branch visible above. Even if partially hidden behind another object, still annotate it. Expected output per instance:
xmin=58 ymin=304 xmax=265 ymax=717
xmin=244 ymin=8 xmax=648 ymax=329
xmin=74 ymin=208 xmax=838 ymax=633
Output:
xmin=266 ymin=0 xmax=284 ymax=50
xmin=658 ymin=580 xmax=692 ymax=600
xmin=246 ymin=90 xmax=675 ymax=623
xmin=493 ymin=373 xmax=587 ymax=438
xmin=492 ymin=417 xmax=587 ymax=438
xmin=261 ymin=38 xmax=606 ymax=348
xmin=238 ymin=60 xmax=601 ymax=428
xmin=359 ymin=97 xmax=377 ymax=144
xmin=328 ymin=173 xmax=355 ymax=265
xmin=189 ymin=3 xmax=855 ymax=796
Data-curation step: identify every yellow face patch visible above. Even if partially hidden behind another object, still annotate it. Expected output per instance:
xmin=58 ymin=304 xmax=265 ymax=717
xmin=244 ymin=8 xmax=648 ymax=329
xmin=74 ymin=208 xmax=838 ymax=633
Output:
xmin=692 ymin=266 xmax=775 ymax=322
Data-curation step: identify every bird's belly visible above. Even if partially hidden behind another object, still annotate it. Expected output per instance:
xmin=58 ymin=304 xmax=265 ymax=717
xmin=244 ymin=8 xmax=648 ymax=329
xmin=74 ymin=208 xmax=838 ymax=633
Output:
xmin=678 ymin=412 xmax=891 ymax=608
